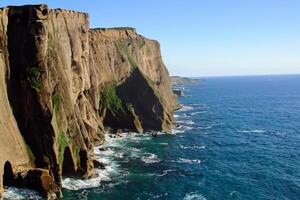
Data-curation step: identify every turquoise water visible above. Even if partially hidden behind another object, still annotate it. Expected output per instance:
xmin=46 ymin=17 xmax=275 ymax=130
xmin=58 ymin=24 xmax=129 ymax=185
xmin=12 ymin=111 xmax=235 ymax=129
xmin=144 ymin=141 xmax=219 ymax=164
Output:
xmin=5 ymin=75 xmax=300 ymax=199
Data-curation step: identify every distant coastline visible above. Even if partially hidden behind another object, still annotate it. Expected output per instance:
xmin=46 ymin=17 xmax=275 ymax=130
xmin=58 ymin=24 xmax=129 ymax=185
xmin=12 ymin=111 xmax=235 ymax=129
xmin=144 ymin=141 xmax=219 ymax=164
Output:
xmin=170 ymin=76 xmax=200 ymax=86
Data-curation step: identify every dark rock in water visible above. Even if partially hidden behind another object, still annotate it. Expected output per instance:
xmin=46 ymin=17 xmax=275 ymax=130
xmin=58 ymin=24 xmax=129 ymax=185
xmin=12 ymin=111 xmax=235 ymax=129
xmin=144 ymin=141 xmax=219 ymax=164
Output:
xmin=99 ymin=147 xmax=108 ymax=151
xmin=151 ymin=131 xmax=158 ymax=137
xmin=93 ymin=160 xmax=107 ymax=170
xmin=173 ymin=89 xmax=184 ymax=97
xmin=175 ymin=124 xmax=181 ymax=128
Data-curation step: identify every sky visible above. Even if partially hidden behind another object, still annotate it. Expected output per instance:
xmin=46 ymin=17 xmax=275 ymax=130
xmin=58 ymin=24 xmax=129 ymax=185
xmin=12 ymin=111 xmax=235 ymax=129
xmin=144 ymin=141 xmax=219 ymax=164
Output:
xmin=1 ymin=0 xmax=300 ymax=77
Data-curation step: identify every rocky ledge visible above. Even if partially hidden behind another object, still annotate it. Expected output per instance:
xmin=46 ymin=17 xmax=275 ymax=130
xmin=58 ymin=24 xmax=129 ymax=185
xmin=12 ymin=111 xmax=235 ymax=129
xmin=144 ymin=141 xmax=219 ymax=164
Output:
xmin=0 ymin=4 xmax=179 ymax=198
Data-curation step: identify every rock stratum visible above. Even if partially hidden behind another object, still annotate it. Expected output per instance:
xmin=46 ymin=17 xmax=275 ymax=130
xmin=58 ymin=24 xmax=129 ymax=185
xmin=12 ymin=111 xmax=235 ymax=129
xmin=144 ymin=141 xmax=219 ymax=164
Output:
xmin=0 ymin=4 xmax=179 ymax=198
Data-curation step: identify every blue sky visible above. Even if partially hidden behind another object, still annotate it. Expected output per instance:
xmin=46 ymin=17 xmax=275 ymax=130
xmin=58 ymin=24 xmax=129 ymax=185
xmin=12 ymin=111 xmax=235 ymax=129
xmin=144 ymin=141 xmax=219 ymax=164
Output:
xmin=1 ymin=0 xmax=300 ymax=76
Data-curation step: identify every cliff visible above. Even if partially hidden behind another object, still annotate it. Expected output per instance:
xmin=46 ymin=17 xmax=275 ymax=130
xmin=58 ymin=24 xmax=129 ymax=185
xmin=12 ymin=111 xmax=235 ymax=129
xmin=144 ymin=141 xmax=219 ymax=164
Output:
xmin=0 ymin=4 xmax=178 ymax=198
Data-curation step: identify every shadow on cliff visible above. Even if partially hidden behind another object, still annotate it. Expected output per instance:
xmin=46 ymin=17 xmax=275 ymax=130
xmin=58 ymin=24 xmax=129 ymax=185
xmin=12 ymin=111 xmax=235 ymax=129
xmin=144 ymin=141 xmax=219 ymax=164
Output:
xmin=103 ymin=68 xmax=164 ymax=132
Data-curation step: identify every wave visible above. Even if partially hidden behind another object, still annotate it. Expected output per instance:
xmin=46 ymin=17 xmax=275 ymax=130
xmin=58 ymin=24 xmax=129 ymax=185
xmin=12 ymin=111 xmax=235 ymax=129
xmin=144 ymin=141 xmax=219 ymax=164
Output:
xmin=2 ymin=187 xmax=42 ymax=200
xmin=171 ymin=129 xmax=185 ymax=134
xmin=178 ymin=105 xmax=194 ymax=112
xmin=171 ymin=125 xmax=193 ymax=134
xmin=238 ymin=129 xmax=266 ymax=133
xmin=174 ymin=158 xmax=202 ymax=164
xmin=198 ymin=123 xmax=224 ymax=130
xmin=190 ymin=111 xmax=207 ymax=116
xmin=63 ymin=133 xmax=134 ymax=191
xmin=183 ymin=192 xmax=207 ymax=200
xmin=141 ymin=153 xmax=161 ymax=164
xmin=180 ymin=145 xmax=206 ymax=150
xmin=154 ymin=169 xmax=177 ymax=177
xmin=176 ymin=120 xmax=195 ymax=125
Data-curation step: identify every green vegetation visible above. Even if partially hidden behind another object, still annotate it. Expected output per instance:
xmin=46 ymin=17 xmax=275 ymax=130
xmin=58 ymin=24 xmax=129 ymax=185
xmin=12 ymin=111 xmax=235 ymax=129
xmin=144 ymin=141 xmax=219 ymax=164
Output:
xmin=137 ymin=39 xmax=145 ymax=48
xmin=116 ymin=41 xmax=138 ymax=70
xmin=47 ymin=23 xmax=59 ymax=60
xmin=58 ymin=132 xmax=69 ymax=166
xmin=26 ymin=67 xmax=41 ymax=92
xmin=72 ymin=145 xmax=81 ymax=165
xmin=99 ymin=83 xmax=125 ymax=116
xmin=52 ymin=91 xmax=61 ymax=112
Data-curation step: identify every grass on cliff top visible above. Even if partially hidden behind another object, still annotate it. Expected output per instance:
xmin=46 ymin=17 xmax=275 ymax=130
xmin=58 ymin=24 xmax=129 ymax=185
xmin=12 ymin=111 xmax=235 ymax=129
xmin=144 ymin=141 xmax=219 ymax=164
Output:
xmin=116 ymin=41 xmax=138 ymax=70
xmin=99 ymin=83 xmax=125 ymax=116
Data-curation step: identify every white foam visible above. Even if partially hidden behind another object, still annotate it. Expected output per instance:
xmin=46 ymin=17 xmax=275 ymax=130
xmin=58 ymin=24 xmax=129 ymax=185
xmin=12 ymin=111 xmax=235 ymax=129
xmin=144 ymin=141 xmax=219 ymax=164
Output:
xmin=62 ymin=172 xmax=110 ymax=190
xmin=175 ymin=158 xmax=201 ymax=164
xmin=176 ymin=120 xmax=195 ymax=125
xmin=171 ymin=129 xmax=185 ymax=134
xmin=238 ymin=129 xmax=266 ymax=133
xmin=141 ymin=153 xmax=161 ymax=164
xmin=198 ymin=123 xmax=224 ymax=130
xmin=183 ymin=192 xmax=207 ymax=200
xmin=157 ymin=169 xmax=176 ymax=177
xmin=190 ymin=111 xmax=207 ymax=116
xmin=114 ymin=152 xmax=124 ymax=159
xmin=179 ymin=105 xmax=193 ymax=112
xmin=3 ymin=187 xmax=42 ymax=200
xmin=180 ymin=145 xmax=206 ymax=150
xmin=171 ymin=124 xmax=193 ymax=134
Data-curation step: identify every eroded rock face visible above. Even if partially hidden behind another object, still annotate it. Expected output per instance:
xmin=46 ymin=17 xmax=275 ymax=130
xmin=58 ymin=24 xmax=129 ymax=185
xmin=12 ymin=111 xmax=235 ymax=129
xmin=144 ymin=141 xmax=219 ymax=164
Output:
xmin=0 ymin=4 xmax=178 ymax=198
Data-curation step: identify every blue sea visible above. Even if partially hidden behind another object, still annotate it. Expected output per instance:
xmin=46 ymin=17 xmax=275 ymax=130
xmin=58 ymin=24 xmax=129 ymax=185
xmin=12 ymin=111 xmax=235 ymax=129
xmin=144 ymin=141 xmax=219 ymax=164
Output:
xmin=4 ymin=75 xmax=300 ymax=200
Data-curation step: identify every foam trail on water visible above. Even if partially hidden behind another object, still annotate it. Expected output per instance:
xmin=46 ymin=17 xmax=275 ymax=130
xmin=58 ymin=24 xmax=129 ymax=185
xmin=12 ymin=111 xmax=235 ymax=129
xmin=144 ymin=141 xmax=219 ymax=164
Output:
xmin=174 ymin=158 xmax=202 ymax=164
xmin=238 ymin=129 xmax=266 ymax=133
xmin=183 ymin=192 xmax=207 ymax=200
xmin=141 ymin=153 xmax=161 ymax=164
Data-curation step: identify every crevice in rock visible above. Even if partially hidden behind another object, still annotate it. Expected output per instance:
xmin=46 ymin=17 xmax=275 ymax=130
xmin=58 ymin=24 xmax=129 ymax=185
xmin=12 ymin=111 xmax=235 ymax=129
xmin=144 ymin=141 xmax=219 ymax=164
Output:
xmin=78 ymin=150 xmax=88 ymax=176
xmin=3 ymin=161 xmax=14 ymax=187
xmin=62 ymin=147 xmax=76 ymax=177
xmin=6 ymin=5 xmax=60 ymax=190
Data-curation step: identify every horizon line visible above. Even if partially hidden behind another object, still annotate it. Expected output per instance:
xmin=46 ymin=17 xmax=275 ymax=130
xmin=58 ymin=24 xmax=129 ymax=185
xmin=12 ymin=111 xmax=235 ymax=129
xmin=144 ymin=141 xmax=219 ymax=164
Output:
xmin=170 ymin=73 xmax=300 ymax=78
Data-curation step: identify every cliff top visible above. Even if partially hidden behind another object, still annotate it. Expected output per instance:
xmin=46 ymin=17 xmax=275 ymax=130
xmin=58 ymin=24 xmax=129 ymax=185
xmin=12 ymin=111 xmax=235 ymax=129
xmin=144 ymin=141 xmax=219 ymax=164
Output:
xmin=92 ymin=27 xmax=136 ymax=31
xmin=0 ymin=4 xmax=88 ymax=16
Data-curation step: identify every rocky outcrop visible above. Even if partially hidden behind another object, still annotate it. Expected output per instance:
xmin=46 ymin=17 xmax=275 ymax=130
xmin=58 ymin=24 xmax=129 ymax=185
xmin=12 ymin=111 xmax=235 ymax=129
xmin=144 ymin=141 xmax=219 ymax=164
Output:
xmin=0 ymin=4 xmax=178 ymax=198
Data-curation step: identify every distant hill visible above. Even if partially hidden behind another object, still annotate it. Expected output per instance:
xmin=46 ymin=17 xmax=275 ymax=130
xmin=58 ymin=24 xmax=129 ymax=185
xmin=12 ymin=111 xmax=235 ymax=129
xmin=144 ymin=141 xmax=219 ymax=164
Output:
xmin=170 ymin=76 xmax=200 ymax=86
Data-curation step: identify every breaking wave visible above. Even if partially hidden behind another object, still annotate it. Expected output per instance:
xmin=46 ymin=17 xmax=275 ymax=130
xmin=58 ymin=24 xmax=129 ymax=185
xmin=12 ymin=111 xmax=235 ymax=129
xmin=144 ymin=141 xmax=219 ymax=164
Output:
xmin=183 ymin=192 xmax=207 ymax=200
xmin=2 ymin=187 xmax=42 ymax=200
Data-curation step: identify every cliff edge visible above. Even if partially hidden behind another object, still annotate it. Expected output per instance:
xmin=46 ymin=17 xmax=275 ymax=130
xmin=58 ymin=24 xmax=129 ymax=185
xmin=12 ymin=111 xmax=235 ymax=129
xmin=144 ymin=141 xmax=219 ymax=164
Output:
xmin=0 ymin=4 xmax=178 ymax=198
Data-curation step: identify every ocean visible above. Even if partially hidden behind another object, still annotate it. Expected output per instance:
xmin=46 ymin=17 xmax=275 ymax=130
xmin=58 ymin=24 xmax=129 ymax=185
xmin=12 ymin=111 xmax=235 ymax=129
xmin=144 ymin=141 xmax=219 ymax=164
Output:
xmin=4 ymin=75 xmax=300 ymax=200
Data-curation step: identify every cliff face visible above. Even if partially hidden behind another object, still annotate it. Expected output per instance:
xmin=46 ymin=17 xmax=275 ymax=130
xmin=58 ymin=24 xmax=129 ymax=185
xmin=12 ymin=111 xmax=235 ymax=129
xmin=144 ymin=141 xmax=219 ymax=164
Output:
xmin=89 ymin=28 xmax=179 ymax=133
xmin=0 ymin=4 xmax=178 ymax=198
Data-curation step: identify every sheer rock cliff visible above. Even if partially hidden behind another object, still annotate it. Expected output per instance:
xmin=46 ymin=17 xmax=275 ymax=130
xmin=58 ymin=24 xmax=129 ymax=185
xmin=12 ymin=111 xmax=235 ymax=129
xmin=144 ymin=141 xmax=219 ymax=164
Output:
xmin=0 ymin=4 xmax=178 ymax=198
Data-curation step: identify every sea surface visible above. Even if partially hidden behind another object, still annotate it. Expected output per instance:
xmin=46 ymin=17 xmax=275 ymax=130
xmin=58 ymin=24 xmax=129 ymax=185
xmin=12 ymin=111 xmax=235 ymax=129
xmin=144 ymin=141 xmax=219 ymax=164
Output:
xmin=4 ymin=75 xmax=300 ymax=200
